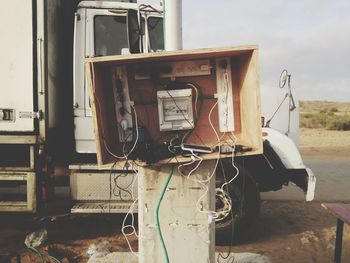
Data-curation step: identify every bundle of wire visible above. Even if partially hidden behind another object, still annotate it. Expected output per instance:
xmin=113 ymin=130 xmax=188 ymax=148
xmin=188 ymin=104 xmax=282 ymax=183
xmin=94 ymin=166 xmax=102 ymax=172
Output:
xmin=90 ymin=61 xmax=240 ymax=256
xmin=178 ymin=98 xmax=239 ymax=222
xmin=90 ymin=63 xmax=142 ymax=256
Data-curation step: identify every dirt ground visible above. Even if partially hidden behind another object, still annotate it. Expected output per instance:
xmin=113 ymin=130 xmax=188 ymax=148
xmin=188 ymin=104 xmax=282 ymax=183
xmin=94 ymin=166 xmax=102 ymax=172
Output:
xmin=1 ymin=128 xmax=350 ymax=263
xmin=1 ymin=202 xmax=349 ymax=263
xmin=299 ymin=128 xmax=350 ymax=159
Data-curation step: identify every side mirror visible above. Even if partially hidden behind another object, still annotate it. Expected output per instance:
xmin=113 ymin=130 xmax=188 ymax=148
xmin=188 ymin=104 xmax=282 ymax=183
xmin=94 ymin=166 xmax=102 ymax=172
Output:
xmin=127 ymin=9 xmax=141 ymax=54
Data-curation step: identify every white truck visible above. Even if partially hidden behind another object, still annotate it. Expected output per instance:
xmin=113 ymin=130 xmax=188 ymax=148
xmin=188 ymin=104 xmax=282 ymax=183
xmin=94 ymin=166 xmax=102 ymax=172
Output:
xmin=0 ymin=0 xmax=315 ymax=243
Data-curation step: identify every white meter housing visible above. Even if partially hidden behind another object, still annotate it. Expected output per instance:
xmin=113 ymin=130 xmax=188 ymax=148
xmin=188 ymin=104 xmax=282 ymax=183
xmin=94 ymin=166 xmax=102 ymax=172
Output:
xmin=157 ymin=88 xmax=194 ymax=131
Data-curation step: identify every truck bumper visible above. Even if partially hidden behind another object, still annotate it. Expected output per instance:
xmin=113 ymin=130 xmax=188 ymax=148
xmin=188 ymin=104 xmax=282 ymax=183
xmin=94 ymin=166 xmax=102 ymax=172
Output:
xmin=305 ymin=168 xmax=316 ymax=201
xmin=287 ymin=167 xmax=316 ymax=201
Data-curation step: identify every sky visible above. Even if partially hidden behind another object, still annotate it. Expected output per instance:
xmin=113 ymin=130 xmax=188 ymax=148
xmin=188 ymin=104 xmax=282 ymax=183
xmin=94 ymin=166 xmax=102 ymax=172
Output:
xmin=144 ymin=0 xmax=350 ymax=102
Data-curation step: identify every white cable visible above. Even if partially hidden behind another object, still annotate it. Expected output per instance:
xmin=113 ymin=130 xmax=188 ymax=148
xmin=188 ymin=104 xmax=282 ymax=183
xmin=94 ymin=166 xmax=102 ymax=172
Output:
xmin=221 ymin=132 xmax=239 ymax=192
xmin=121 ymin=199 xmax=139 ymax=257
xmin=178 ymin=151 xmax=203 ymax=178
xmin=190 ymin=100 xmax=221 ymax=183
xmin=181 ymin=100 xmax=221 ymax=218
xmin=215 ymin=187 xmax=232 ymax=222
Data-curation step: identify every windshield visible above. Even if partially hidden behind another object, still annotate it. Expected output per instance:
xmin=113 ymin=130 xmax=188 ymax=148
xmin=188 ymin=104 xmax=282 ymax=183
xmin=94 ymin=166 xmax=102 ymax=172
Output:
xmin=147 ymin=17 xmax=164 ymax=52
xmin=94 ymin=15 xmax=128 ymax=56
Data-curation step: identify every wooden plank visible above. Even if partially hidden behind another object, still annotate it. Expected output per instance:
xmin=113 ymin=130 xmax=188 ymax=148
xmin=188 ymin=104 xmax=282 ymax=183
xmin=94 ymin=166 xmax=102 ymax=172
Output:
xmin=238 ymin=50 xmax=262 ymax=151
xmin=0 ymin=173 xmax=30 ymax=180
xmin=0 ymin=167 xmax=34 ymax=172
xmin=29 ymin=145 xmax=35 ymax=170
xmin=0 ymin=172 xmax=36 ymax=212
xmin=0 ymin=202 xmax=32 ymax=212
xmin=0 ymin=201 xmax=28 ymax=206
xmin=89 ymin=45 xmax=258 ymax=65
xmin=27 ymin=172 xmax=36 ymax=212
xmin=322 ymin=203 xmax=350 ymax=224
xmin=0 ymin=135 xmax=37 ymax=144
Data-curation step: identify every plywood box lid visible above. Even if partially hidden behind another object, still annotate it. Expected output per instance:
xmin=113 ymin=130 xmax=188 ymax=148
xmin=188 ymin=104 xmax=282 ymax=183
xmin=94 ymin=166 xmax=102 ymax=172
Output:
xmin=86 ymin=45 xmax=262 ymax=166
xmin=85 ymin=45 xmax=259 ymax=65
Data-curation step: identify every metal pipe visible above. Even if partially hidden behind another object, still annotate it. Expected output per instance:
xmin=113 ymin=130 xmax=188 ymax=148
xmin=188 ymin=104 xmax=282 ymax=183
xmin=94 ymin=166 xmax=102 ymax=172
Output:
xmin=163 ymin=0 xmax=183 ymax=51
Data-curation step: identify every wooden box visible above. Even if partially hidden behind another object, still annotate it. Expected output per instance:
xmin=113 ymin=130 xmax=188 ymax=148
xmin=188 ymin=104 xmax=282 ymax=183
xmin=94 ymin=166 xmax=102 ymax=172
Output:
xmin=86 ymin=45 xmax=262 ymax=166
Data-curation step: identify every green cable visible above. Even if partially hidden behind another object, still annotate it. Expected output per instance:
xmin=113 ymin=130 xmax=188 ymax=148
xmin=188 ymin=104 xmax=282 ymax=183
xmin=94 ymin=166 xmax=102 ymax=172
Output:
xmin=28 ymin=247 xmax=44 ymax=263
xmin=156 ymin=165 xmax=174 ymax=263
xmin=28 ymin=247 xmax=61 ymax=263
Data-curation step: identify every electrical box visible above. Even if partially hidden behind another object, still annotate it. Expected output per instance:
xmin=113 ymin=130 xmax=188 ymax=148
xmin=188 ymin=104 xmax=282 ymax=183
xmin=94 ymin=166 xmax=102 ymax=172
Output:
xmin=157 ymin=88 xmax=194 ymax=131
xmin=86 ymin=46 xmax=263 ymax=166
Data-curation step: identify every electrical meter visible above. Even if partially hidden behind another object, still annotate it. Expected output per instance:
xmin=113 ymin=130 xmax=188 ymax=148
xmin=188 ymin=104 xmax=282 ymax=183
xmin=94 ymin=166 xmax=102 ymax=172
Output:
xmin=157 ymin=89 xmax=194 ymax=131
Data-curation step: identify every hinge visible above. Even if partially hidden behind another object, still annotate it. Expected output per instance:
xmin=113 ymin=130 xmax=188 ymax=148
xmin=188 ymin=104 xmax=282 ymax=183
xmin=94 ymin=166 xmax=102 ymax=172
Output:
xmin=19 ymin=110 xmax=43 ymax=120
xmin=75 ymin=12 xmax=81 ymax=21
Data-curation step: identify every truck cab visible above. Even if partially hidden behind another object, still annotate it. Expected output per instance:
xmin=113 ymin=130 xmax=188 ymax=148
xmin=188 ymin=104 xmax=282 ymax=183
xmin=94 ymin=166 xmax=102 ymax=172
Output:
xmin=73 ymin=1 xmax=164 ymax=153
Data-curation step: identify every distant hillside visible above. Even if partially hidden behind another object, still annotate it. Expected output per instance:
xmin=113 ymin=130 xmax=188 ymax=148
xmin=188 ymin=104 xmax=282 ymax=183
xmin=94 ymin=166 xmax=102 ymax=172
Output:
xmin=300 ymin=100 xmax=350 ymax=113
xmin=300 ymin=101 xmax=350 ymax=130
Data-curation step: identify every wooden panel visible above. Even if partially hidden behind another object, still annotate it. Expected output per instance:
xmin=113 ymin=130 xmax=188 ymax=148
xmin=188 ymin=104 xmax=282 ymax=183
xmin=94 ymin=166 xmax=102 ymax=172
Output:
xmin=86 ymin=46 xmax=263 ymax=166
xmin=0 ymin=135 xmax=37 ymax=144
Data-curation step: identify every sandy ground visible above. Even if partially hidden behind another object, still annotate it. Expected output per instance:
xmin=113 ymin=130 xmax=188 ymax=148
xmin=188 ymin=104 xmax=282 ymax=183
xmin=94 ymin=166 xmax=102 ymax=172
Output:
xmin=1 ymin=202 xmax=349 ymax=263
xmin=1 ymin=128 xmax=350 ymax=263
xmin=299 ymin=128 xmax=350 ymax=159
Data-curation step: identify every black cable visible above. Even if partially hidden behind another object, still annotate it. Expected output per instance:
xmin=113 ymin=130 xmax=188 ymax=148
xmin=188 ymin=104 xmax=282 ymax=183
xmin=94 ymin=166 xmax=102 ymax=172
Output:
xmin=109 ymin=160 xmax=118 ymax=213
xmin=112 ymin=162 xmax=134 ymax=201
xmin=216 ymin=159 xmax=235 ymax=262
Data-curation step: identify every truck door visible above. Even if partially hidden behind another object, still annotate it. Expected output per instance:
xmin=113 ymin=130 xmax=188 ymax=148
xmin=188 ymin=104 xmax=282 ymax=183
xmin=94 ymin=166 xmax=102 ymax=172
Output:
xmin=0 ymin=0 xmax=35 ymax=132
xmin=85 ymin=9 xmax=129 ymax=117
xmin=74 ymin=7 xmax=130 ymax=153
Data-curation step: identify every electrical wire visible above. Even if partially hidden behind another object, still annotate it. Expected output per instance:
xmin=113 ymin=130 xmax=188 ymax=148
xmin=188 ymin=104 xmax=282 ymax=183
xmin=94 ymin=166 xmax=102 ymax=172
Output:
xmin=178 ymin=100 xmax=221 ymax=220
xmin=112 ymin=162 xmax=134 ymax=201
xmin=121 ymin=198 xmax=139 ymax=257
xmin=109 ymin=160 xmax=118 ymax=213
xmin=220 ymin=132 xmax=239 ymax=192
xmin=216 ymin=160 xmax=236 ymax=263
xmin=177 ymin=153 xmax=203 ymax=179
xmin=156 ymin=165 xmax=174 ymax=263
xmin=27 ymin=247 xmax=61 ymax=263
xmin=103 ymin=104 xmax=139 ymax=160
xmin=182 ymin=82 xmax=204 ymax=143
xmin=186 ymin=83 xmax=199 ymax=118
xmin=120 ymin=163 xmax=140 ymax=257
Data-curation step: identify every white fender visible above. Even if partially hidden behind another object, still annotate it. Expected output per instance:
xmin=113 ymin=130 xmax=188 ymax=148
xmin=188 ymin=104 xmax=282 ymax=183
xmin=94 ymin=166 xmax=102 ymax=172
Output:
xmin=262 ymin=127 xmax=304 ymax=169
xmin=262 ymin=127 xmax=316 ymax=201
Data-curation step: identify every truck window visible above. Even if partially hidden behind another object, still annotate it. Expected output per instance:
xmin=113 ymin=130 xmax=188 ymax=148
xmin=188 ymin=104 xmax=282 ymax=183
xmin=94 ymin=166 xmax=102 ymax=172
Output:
xmin=94 ymin=15 xmax=128 ymax=56
xmin=148 ymin=17 xmax=164 ymax=52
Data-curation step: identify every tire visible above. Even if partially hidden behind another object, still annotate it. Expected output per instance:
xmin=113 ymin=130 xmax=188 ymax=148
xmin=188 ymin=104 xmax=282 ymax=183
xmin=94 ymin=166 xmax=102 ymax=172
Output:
xmin=215 ymin=160 xmax=260 ymax=245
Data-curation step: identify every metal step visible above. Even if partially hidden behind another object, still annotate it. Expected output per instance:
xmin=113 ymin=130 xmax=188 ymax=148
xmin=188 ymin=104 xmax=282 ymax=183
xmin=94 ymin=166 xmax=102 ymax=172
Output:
xmin=71 ymin=201 xmax=137 ymax=213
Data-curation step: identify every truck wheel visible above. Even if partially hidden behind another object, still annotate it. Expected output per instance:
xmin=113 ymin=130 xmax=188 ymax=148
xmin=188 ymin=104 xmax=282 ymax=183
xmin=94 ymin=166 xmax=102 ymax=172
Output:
xmin=215 ymin=161 xmax=260 ymax=245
